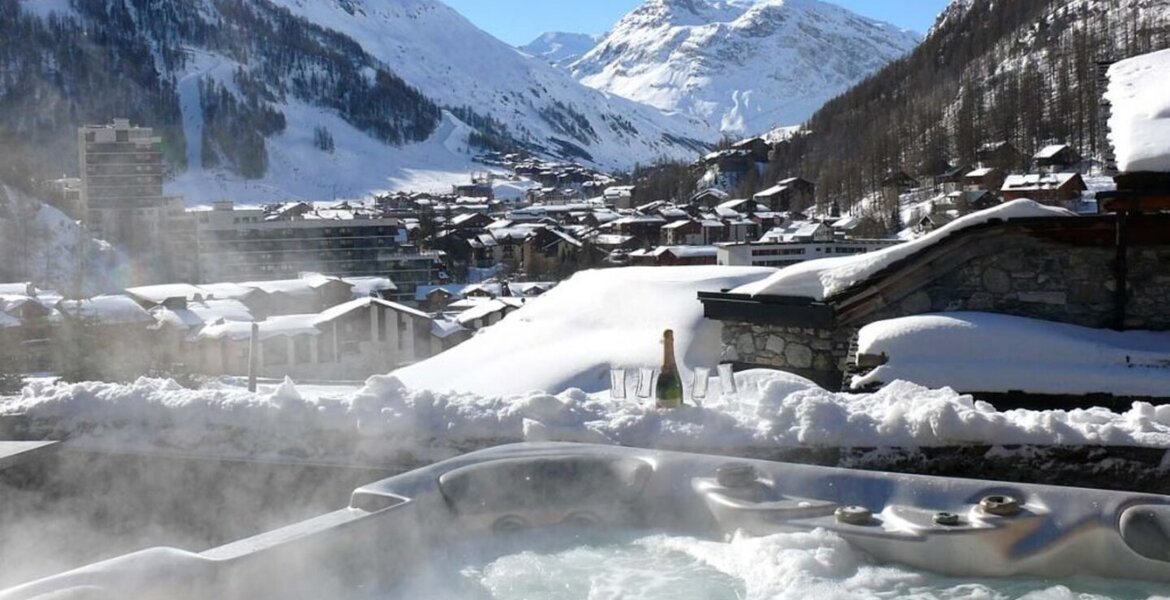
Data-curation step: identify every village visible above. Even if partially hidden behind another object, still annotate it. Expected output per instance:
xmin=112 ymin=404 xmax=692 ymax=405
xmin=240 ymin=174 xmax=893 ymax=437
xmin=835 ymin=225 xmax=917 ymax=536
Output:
xmin=0 ymin=115 xmax=1105 ymax=388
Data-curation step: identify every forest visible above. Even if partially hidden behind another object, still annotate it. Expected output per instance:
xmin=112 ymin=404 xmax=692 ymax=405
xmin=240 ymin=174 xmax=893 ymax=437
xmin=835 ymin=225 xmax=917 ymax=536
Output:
xmin=754 ymin=0 xmax=1170 ymax=218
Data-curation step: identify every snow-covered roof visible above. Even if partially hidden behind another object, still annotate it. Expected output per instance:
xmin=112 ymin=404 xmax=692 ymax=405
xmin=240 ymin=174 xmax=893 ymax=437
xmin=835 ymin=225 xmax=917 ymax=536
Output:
xmin=431 ymin=318 xmax=468 ymax=339
xmin=965 ymin=167 xmax=995 ymax=178
xmin=593 ymin=234 xmax=635 ymax=246
xmin=125 ymin=283 xmax=210 ymax=304
xmin=456 ymin=299 xmax=513 ymax=326
xmin=661 ymin=219 xmax=697 ymax=230
xmin=1106 ymin=48 xmax=1170 ymax=173
xmin=1034 ymin=144 xmax=1071 ymax=159
xmin=734 ymin=200 xmax=1076 ymax=301
xmin=853 ymin=312 xmax=1170 ymax=397
xmin=1001 ymin=172 xmax=1084 ymax=192
xmin=612 ymin=215 xmax=665 ymax=225
xmin=56 ymin=295 xmax=155 ymax=326
xmin=754 ymin=184 xmax=787 ymax=197
xmin=0 ymin=283 xmax=37 ymax=296
xmin=313 ymin=297 xmax=430 ymax=325
xmin=659 ymin=245 xmax=718 ymax=258
xmin=150 ymin=306 xmax=205 ymax=331
xmin=198 ymin=282 xmax=259 ymax=301
xmin=343 ymin=276 xmax=398 ymax=297
xmin=199 ymin=314 xmax=320 ymax=342
xmin=240 ymin=276 xmax=347 ymax=297
xmin=189 ymin=299 xmax=254 ymax=324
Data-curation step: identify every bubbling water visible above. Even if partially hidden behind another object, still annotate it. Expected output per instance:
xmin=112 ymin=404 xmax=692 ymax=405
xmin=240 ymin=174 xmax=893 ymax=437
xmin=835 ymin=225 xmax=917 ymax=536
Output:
xmin=379 ymin=529 xmax=1170 ymax=600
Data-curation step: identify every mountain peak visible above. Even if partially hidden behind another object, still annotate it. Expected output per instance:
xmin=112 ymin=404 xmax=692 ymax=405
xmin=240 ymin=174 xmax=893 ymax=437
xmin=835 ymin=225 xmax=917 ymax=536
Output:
xmin=519 ymin=32 xmax=601 ymax=69
xmin=573 ymin=0 xmax=920 ymax=135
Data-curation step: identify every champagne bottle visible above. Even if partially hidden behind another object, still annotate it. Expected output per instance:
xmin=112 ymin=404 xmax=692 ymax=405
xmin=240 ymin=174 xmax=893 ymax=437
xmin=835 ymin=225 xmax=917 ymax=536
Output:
xmin=656 ymin=329 xmax=684 ymax=409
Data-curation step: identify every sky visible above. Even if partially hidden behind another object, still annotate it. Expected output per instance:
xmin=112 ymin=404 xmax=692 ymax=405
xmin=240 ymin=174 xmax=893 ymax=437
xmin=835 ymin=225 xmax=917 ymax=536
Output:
xmin=442 ymin=0 xmax=954 ymax=47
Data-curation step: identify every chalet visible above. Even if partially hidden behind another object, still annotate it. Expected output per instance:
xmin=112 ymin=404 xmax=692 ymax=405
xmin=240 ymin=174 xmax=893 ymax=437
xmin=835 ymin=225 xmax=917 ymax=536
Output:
xmin=881 ymin=171 xmax=920 ymax=192
xmin=661 ymin=219 xmax=703 ymax=246
xmin=830 ymin=214 xmax=887 ymax=239
xmin=963 ymin=167 xmax=1005 ymax=192
xmin=610 ymin=214 xmax=666 ymax=247
xmin=239 ymin=277 xmax=353 ymax=315
xmin=933 ymin=164 xmax=970 ymax=192
xmin=689 ymin=188 xmax=730 ymax=209
xmin=522 ymin=227 xmax=583 ymax=278
xmin=629 ymin=246 xmax=718 ymax=267
xmin=454 ymin=298 xmax=522 ymax=332
xmin=1033 ymin=144 xmax=1083 ymax=171
xmin=0 ymin=290 xmax=56 ymax=371
xmin=453 ymin=182 xmax=493 ymax=200
xmin=430 ymin=318 xmax=472 ymax=353
xmin=1001 ymin=173 xmax=1087 ymax=203
xmin=977 ymin=141 xmax=1025 ymax=171
xmin=947 ymin=189 xmax=999 ymax=214
xmin=448 ymin=212 xmax=494 ymax=231
xmin=53 ymin=295 xmax=156 ymax=379
xmin=917 ymin=211 xmax=956 ymax=232
xmin=604 ymin=185 xmax=638 ymax=210
xmin=753 ymin=177 xmax=816 ymax=212
xmin=193 ymin=298 xmax=433 ymax=379
xmin=730 ymin=137 xmax=771 ymax=163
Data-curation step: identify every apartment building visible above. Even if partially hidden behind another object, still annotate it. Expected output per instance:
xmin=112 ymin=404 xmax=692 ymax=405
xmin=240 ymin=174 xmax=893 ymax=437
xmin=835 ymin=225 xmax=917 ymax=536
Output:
xmin=194 ymin=201 xmax=443 ymax=302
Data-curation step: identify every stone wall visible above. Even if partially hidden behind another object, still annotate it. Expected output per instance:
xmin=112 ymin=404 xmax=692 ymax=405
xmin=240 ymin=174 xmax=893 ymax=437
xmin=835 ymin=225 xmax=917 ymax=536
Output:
xmin=722 ymin=322 xmax=851 ymax=388
xmin=721 ymin=226 xmax=1170 ymax=389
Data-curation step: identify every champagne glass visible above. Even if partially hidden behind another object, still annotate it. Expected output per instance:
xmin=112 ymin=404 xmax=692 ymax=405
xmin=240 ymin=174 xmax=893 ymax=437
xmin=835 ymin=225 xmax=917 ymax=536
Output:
xmin=609 ymin=367 xmax=627 ymax=400
xmin=717 ymin=363 xmax=737 ymax=398
xmin=636 ymin=367 xmax=658 ymax=402
xmin=690 ymin=367 xmax=710 ymax=406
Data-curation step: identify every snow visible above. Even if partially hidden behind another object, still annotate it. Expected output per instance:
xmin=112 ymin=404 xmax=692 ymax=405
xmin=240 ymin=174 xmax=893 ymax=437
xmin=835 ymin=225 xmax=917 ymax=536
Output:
xmin=454 ymin=299 xmax=511 ymax=326
xmin=518 ymin=32 xmax=601 ymax=69
xmin=125 ymin=284 xmax=210 ymax=304
xmin=0 ymin=186 xmax=124 ymax=294
xmin=167 ymin=108 xmax=495 ymax=205
xmin=1001 ymin=172 xmax=1084 ymax=192
xmin=573 ymin=0 xmax=919 ymax=134
xmin=162 ymin=0 xmax=716 ymax=205
xmin=1106 ymin=48 xmax=1170 ymax=173
xmin=343 ymin=276 xmax=397 ymax=297
xmin=55 ymin=295 xmax=154 ymax=326
xmin=314 ymin=297 xmax=429 ymax=325
xmin=198 ymin=314 xmax=319 ymax=342
xmin=734 ymin=200 xmax=1076 ymax=300
xmin=852 ymin=312 xmax=1170 ymax=397
xmin=395 ymin=266 xmax=776 ymax=396
xmin=12 ymin=369 xmax=1170 ymax=466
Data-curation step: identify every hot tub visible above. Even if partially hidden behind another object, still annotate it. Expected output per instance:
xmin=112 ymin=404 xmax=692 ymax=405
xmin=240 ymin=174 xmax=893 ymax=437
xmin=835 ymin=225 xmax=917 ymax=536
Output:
xmin=4 ymin=442 xmax=1170 ymax=599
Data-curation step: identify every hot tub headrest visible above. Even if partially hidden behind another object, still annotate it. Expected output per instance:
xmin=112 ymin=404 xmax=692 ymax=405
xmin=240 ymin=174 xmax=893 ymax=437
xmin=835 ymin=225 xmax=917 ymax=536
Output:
xmin=437 ymin=455 xmax=652 ymax=515
xmin=1120 ymin=504 xmax=1170 ymax=563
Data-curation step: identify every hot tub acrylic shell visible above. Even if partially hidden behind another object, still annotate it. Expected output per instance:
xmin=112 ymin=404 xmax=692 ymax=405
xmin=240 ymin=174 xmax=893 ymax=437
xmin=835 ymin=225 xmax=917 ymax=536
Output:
xmin=3 ymin=442 xmax=1170 ymax=599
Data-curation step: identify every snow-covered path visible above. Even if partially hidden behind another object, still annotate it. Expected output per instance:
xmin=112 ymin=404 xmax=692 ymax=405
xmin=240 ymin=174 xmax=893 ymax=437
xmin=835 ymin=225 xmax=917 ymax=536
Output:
xmin=176 ymin=49 xmax=226 ymax=176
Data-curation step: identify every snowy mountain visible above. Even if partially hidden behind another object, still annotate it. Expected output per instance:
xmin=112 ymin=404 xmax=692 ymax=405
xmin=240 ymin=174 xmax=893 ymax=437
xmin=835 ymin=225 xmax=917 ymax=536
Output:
xmin=571 ymin=0 xmax=920 ymax=135
xmin=4 ymin=0 xmax=715 ymax=205
xmin=519 ymin=32 xmax=602 ymax=69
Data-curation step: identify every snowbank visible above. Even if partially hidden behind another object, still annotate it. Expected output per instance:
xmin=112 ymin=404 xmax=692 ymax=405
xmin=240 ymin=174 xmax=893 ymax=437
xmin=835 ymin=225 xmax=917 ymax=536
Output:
xmin=1106 ymin=48 xmax=1170 ymax=173
xmin=8 ymin=371 xmax=1170 ymax=466
xmin=394 ymin=266 xmax=775 ymax=396
xmin=852 ymin=312 xmax=1170 ymax=397
xmin=734 ymin=200 xmax=1075 ymax=300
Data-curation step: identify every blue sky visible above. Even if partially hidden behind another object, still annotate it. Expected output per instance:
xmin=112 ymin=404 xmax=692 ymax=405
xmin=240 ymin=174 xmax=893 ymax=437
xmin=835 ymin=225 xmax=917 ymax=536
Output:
xmin=443 ymin=0 xmax=953 ymax=46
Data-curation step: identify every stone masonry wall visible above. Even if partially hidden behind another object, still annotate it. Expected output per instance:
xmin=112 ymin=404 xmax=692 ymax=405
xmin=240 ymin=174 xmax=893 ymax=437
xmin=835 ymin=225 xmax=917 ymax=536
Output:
xmin=723 ymin=229 xmax=1170 ymax=389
